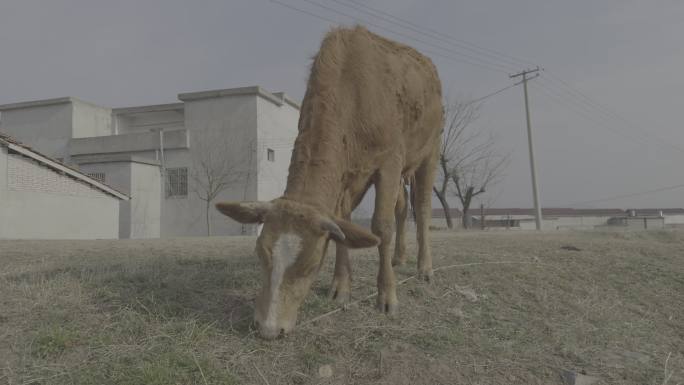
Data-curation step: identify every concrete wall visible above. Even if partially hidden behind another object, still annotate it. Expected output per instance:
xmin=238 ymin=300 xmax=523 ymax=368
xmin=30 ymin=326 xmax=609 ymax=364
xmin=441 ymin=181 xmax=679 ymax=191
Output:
xmin=0 ymin=147 xmax=120 ymax=239
xmin=130 ymin=162 xmax=162 ymax=238
xmin=0 ymin=101 xmax=73 ymax=162
xmin=114 ymin=108 xmax=184 ymax=134
xmin=78 ymin=161 xmax=132 ymax=238
xmin=70 ymin=129 xmax=189 ymax=156
xmin=664 ymin=215 xmax=684 ymax=225
xmin=78 ymin=158 xmax=161 ymax=239
xmin=72 ymin=100 xmax=112 ymax=138
xmin=255 ymin=96 xmax=299 ymax=201
xmin=548 ymin=216 xmax=612 ymax=230
xmin=162 ymin=93 xmax=259 ymax=237
xmin=431 ymin=215 xmax=614 ymax=231
xmin=625 ymin=217 xmax=665 ymax=230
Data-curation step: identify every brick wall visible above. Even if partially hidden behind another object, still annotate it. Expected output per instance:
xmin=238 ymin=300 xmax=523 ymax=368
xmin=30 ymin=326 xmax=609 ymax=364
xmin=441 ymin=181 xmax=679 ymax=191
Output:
xmin=7 ymin=153 xmax=109 ymax=199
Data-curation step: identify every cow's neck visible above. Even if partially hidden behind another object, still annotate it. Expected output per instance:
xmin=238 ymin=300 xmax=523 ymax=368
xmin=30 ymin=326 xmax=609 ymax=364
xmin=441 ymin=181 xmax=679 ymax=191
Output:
xmin=283 ymin=116 xmax=346 ymax=214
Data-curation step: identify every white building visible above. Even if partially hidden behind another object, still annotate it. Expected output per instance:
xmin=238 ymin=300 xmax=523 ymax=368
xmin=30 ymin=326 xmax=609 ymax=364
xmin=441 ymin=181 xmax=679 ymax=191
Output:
xmin=0 ymin=86 xmax=300 ymax=238
xmin=0 ymin=133 xmax=128 ymax=239
xmin=432 ymin=207 xmax=684 ymax=230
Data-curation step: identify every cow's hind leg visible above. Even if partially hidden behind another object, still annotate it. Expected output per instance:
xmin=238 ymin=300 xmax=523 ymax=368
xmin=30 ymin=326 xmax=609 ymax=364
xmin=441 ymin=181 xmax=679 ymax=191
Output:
xmin=414 ymin=156 xmax=438 ymax=282
xmin=372 ymin=166 xmax=402 ymax=314
xmin=392 ymin=182 xmax=409 ymax=266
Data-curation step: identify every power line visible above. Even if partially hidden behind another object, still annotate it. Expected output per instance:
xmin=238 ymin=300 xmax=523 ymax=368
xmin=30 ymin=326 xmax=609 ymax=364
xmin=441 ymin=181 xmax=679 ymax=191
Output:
xmin=340 ymin=0 xmax=539 ymax=69
xmin=269 ymin=0 xmax=684 ymax=208
xmin=269 ymin=0 xmax=515 ymax=74
xmin=530 ymin=82 xmax=657 ymax=149
xmin=269 ymin=0 xmax=340 ymax=24
xmin=268 ymin=0 xmax=679 ymax=157
xmin=531 ymin=80 xmax=684 ymax=157
xmin=467 ymin=82 xmax=519 ymax=105
xmin=274 ymin=0 xmax=684 ymax=158
xmin=328 ymin=0 xmax=530 ymax=70
xmin=301 ymin=0 xmax=517 ymax=72
xmin=567 ymin=183 xmax=684 ymax=207
xmin=540 ymin=72 xmax=684 ymax=154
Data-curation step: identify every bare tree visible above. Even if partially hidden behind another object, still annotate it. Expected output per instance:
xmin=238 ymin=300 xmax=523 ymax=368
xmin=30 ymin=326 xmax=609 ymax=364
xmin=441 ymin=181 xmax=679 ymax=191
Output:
xmin=190 ymin=130 xmax=251 ymax=236
xmin=451 ymin=134 xmax=510 ymax=229
xmin=433 ymin=99 xmax=480 ymax=229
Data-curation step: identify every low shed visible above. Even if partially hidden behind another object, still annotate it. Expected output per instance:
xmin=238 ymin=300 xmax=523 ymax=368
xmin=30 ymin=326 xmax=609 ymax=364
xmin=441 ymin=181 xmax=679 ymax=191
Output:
xmin=0 ymin=133 xmax=128 ymax=239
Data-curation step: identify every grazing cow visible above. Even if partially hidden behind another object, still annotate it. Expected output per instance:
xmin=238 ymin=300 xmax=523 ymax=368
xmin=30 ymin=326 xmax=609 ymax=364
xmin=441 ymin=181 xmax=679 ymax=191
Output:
xmin=216 ymin=26 xmax=443 ymax=339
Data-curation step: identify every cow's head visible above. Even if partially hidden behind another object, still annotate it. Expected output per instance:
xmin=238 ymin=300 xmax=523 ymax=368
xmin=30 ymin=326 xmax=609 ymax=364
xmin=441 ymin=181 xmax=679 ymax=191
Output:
xmin=216 ymin=199 xmax=379 ymax=339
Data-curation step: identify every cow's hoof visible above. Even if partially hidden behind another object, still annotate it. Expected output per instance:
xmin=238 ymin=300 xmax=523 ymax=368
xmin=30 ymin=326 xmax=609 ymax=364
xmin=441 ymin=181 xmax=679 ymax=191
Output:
xmin=417 ymin=268 xmax=433 ymax=283
xmin=391 ymin=256 xmax=407 ymax=267
xmin=328 ymin=288 xmax=351 ymax=304
xmin=376 ymin=296 xmax=398 ymax=314
xmin=328 ymin=278 xmax=352 ymax=304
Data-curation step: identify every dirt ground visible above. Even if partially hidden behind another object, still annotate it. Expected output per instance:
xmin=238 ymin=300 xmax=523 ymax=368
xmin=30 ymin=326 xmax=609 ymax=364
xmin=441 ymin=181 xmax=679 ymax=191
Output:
xmin=1 ymin=229 xmax=683 ymax=384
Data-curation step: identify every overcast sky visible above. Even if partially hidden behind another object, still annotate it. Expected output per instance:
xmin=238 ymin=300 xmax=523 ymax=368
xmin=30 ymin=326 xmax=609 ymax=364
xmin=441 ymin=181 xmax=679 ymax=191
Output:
xmin=1 ymin=0 xmax=683 ymax=210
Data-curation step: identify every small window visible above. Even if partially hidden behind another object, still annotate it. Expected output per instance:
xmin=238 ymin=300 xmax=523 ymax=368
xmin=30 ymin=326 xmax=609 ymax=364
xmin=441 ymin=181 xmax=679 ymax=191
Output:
xmin=166 ymin=167 xmax=188 ymax=198
xmin=87 ymin=172 xmax=106 ymax=183
xmin=267 ymin=148 xmax=275 ymax=162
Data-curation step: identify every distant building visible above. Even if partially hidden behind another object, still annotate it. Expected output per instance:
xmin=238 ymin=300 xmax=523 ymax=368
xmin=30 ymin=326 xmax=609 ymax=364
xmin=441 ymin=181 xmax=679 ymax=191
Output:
xmin=0 ymin=86 xmax=299 ymax=238
xmin=627 ymin=208 xmax=684 ymax=226
xmin=432 ymin=207 xmax=684 ymax=230
xmin=0 ymin=133 xmax=128 ymax=239
xmin=606 ymin=208 xmax=684 ymax=230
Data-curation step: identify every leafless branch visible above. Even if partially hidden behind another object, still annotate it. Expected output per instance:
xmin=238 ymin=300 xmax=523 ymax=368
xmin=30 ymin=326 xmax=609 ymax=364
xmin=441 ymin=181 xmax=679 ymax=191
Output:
xmin=435 ymin=97 xmax=510 ymax=229
xmin=190 ymin=127 xmax=253 ymax=235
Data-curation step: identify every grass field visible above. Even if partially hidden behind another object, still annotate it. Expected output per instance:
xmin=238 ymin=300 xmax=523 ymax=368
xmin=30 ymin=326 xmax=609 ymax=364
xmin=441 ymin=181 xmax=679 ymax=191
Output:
xmin=1 ymin=230 xmax=683 ymax=384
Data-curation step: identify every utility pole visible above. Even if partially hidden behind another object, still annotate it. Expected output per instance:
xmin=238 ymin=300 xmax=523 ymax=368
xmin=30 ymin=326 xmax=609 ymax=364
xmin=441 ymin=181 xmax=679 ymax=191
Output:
xmin=510 ymin=67 xmax=543 ymax=230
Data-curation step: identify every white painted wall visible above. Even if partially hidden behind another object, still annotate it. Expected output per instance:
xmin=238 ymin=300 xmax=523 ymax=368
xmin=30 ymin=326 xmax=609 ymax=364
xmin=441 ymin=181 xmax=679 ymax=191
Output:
xmin=78 ymin=161 xmax=131 ymax=238
xmin=115 ymin=109 xmax=184 ymax=134
xmin=72 ymin=100 xmax=112 ymax=138
xmin=163 ymin=93 xmax=258 ymax=237
xmin=0 ymin=147 xmax=120 ymax=239
xmin=79 ymin=159 xmax=161 ymax=239
xmin=256 ymin=96 xmax=299 ymax=201
xmin=0 ymin=102 xmax=73 ymax=162
xmin=548 ymin=216 xmax=613 ymax=230
xmin=665 ymin=215 xmax=684 ymax=225
xmin=130 ymin=162 xmax=162 ymax=238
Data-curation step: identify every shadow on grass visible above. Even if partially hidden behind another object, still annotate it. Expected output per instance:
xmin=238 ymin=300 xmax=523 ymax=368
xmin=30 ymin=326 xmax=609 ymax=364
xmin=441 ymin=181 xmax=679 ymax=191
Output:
xmin=7 ymin=255 xmax=260 ymax=334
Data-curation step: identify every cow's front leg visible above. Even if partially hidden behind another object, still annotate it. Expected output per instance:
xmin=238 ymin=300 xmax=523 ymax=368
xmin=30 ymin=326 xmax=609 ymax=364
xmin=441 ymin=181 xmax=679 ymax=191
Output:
xmin=329 ymin=243 xmax=352 ymax=304
xmin=372 ymin=167 xmax=401 ymax=314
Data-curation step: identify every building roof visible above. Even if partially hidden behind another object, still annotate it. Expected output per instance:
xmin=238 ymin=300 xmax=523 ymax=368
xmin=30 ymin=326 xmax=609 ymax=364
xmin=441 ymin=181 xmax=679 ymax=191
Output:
xmin=432 ymin=207 xmax=684 ymax=219
xmin=0 ymin=86 xmax=299 ymax=114
xmin=178 ymin=86 xmax=300 ymax=109
xmin=0 ymin=96 xmax=108 ymax=111
xmin=112 ymin=103 xmax=184 ymax=115
xmin=432 ymin=208 xmax=463 ymax=218
xmin=492 ymin=208 xmax=626 ymax=217
xmin=72 ymin=154 xmax=161 ymax=167
xmin=432 ymin=207 xmax=626 ymax=218
xmin=628 ymin=208 xmax=684 ymax=216
xmin=0 ymin=132 xmax=129 ymax=200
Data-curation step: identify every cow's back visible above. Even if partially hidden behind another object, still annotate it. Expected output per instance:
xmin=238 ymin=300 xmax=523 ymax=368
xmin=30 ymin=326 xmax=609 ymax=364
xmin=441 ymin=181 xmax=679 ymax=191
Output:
xmin=286 ymin=26 xmax=443 ymax=213
xmin=334 ymin=27 xmax=442 ymax=171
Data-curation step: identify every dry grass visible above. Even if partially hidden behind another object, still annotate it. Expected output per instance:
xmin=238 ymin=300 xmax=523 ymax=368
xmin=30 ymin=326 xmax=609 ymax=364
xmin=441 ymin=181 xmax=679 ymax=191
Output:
xmin=1 ymin=230 xmax=683 ymax=384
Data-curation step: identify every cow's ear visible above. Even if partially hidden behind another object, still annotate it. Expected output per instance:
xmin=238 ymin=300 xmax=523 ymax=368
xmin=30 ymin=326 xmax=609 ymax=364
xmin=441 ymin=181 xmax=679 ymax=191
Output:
xmin=321 ymin=217 xmax=379 ymax=248
xmin=215 ymin=202 xmax=272 ymax=224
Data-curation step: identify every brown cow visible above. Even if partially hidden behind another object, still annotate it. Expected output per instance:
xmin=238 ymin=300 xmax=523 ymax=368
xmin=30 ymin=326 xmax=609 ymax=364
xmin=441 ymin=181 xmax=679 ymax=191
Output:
xmin=216 ymin=26 xmax=443 ymax=339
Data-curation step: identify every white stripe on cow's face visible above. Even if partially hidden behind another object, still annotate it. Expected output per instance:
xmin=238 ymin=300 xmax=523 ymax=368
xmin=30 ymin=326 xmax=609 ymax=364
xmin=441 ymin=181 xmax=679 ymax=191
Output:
xmin=264 ymin=233 xmax=303 ymax=330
